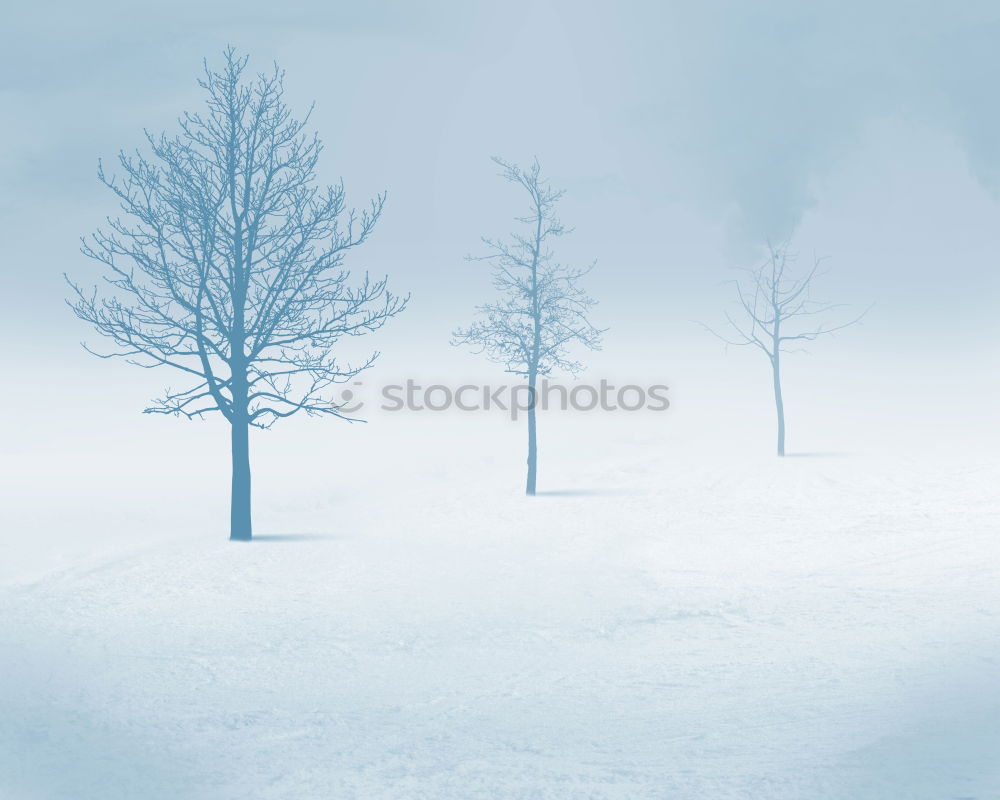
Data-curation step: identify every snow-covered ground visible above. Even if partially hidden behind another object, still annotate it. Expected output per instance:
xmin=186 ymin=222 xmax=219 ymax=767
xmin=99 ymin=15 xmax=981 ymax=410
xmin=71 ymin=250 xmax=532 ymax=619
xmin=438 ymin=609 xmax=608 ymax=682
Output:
xmin=1 ymin=410 xmax=998 ymax=799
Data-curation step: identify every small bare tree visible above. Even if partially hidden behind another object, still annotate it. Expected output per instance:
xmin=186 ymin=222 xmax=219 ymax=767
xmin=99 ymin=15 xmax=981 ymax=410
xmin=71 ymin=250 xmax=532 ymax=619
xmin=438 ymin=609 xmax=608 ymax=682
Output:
xmin=704 ymin=242 xmax=868 ymax=456
xmin=453 ymin=158 xmax=603 ymax=495
xmin=68 ymin=49 xmax=407 ymax=541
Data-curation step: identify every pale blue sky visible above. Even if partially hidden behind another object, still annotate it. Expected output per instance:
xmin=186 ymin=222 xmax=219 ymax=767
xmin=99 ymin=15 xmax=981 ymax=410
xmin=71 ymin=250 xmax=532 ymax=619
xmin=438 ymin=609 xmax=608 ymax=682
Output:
xmin=2 ymin=0 xmax=998 ymax=387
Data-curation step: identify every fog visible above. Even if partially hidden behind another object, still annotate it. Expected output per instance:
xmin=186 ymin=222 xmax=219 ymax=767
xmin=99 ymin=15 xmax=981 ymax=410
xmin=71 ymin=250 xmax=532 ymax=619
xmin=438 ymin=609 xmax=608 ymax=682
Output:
xmin=1 ymin=3 xmax=998 ymax=798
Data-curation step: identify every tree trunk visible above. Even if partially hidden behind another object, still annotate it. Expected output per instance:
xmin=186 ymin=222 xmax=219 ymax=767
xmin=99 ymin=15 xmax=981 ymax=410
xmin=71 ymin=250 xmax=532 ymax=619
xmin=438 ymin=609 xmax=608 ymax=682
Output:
xmin=772 ymin=354 xmax=785 ymax=457
xmin=526 ymin=378 xmax=538 ymax=496
xmin=230 ymin=416 xmax=253 ymax=540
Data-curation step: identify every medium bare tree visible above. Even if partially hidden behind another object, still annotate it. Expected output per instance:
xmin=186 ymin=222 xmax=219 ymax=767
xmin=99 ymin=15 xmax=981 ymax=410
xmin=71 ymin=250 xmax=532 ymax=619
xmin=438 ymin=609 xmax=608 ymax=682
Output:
xmin=68 ymin=49 xmax=407 ymax=541
xmin=704 ymin=242 xmax=868 ymax=456
xmin=453 ymin=158 xmax=603 ymax=495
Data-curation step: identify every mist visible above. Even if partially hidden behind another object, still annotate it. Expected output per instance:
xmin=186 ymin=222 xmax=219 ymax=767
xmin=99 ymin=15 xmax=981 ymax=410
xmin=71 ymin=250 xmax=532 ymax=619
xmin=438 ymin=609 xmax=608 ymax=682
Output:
xmin=1 ymin=3 xmax=998 ymax=798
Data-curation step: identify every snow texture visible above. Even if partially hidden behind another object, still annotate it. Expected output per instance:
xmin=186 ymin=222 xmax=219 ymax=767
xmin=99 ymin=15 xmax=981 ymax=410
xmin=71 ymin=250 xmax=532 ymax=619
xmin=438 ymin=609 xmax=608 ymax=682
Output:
xmin=1 ymin=416 xmax=998 ymax=798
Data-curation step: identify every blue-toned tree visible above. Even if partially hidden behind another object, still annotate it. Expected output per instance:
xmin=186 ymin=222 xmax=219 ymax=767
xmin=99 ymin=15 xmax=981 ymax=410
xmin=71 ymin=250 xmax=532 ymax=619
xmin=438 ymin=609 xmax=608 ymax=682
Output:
xmin=705 ymin=242 xmax=868 ymax=456
xmin=454 ymin=158 xmax=603 ymax=495
xmin=68 ymin=49 xmax=407 ymax=540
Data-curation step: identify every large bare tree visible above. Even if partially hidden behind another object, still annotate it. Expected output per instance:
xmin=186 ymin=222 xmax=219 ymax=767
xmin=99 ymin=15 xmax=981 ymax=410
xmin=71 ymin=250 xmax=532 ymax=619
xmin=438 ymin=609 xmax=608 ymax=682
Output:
xmin=454 ymin=158 xmax=603 ymax=495
xmin=68 ymin=49 xmax=407 ymax=540
xmin=705 ymin=242 xmax=868 ymax=456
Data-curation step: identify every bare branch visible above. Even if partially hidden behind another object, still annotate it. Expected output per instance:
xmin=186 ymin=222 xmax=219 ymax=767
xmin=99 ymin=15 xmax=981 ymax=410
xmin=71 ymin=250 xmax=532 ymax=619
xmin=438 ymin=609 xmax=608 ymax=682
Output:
xmin=68 ymin=48 xmax=408 ymax=431
xmin=454 ymin=158 xmax=603 ymax=380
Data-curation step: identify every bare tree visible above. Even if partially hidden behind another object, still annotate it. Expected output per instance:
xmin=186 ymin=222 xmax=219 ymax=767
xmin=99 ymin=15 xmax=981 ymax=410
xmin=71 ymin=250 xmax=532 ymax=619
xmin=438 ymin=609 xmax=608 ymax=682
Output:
xmin=704 ymin=241 xmax=868 ymax=456
xmin=453 ymin=158 xmax=603 ymax=495
xmin=67 ymin=49 xmax=407 ymax=541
